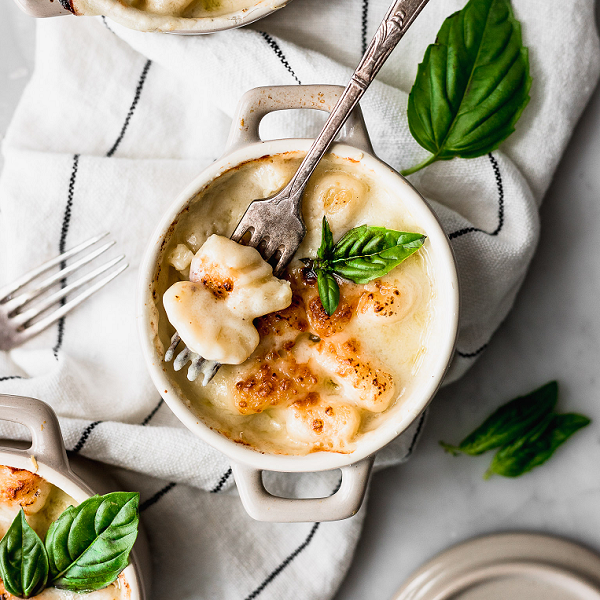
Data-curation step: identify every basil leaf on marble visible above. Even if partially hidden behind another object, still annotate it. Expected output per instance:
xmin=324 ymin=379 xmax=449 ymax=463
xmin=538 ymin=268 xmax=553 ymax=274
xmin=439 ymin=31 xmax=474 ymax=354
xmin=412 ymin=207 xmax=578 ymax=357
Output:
xmin=0 ymin=509 xmax=48 ymax=598
xmin=484 ymin=413 xmax=591 ymax=479
xmin=316 ymin=269 xmax=340 ymax=316
xmin=402 ymin=0 xmax=531 ymax=175
xmin=440 ymin=381 xmax=558 ymax=456
xmin=46 ymin=492 xmax=139 ymax=592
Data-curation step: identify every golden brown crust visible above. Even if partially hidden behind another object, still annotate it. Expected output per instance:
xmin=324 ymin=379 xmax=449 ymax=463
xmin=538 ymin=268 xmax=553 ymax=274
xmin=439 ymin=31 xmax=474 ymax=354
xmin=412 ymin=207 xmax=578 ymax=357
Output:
xmin=0 ymin=467 xmax=51 ymax=514
xmin=255 ymin=294 xmax=308 ymax=338
xmin=234 ymin=360 xmax=318 ymax=414
xmin=306 ymin=294 xmax=355 ymax=338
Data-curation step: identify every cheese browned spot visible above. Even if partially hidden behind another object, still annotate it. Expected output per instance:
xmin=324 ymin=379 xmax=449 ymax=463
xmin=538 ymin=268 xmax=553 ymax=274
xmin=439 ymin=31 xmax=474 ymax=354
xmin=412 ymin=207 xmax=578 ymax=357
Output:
xmin=357 ymin=279 xmax=416 ymax=322
xmin=306 ymin=293 xmax=356 ymax=338
xmin=314 ymin=338 xmax=395 ymax=412
xmin=233 ymin=359 xmax=318 ymax=414
xmin=286 ymin=393 xmax=360 ymax=451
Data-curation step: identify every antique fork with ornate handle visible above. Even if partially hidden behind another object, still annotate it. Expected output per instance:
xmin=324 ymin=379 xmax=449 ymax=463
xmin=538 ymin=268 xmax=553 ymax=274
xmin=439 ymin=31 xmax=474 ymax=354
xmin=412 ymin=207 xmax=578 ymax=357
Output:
xmin=165 ymin=0 xmax=432 ymax=384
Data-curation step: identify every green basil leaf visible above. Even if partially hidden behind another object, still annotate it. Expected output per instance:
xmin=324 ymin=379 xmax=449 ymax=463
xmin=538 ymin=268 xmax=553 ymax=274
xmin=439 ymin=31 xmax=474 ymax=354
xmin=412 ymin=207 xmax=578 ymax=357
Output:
xmin=485 ymin=413 xmax=591 ymax=479
xmin=440 ymin=381 xmax=558 ymax=456
xmin=46 ymin=492 xmax=139 ymax=593
xmin=329 ymin=225 xmax=426 ymax=284
xmin=0 ymin=509 xmax=48 ymax=598
xmin=316 ymin=269 xmax=340 ymax=316
xmin=317 ymin=216 xmax=334 ymax=260
xmin=404 ymin=0 xmax=531 ymax=175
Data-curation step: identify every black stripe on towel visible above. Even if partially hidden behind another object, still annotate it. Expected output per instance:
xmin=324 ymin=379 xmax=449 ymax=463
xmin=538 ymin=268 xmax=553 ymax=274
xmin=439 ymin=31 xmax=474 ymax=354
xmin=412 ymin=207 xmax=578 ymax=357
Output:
xmin=405 ymin=412 xmax=426 ymax=458
xmin=52 ymin=58 xmax=152 ymax=357
xmin=101 ymin=16 xmax=115 ymax=34
xmin=106 ymin=59 xmax=153 ymax=158
xmin=140 ymin=482 xmax=177 ymax=512
xmin=53 ymin=153 xmax=80 ymax=359
xmin=361 ymin=0 xmax=369 ymax=55
xmin=243 ymin=476 xmax=342 ymax=599
xmin=258 ymin=32 xmax=301 ymax=85
xmin=210 ymin=467 xmax=232 ymax=493
xmin=244 ymin=523 xmax=321 ymax=600
xmin=448 ymin=153 xmax=505 ymax=240
xmin=456 ymin=343 xmax=489 ymax=359
xmin=0 ymin=376 xmax=23 ymax=382
xmin=141 ymin=398 xmax=164 ymax=426
xmin=71 ymin=420 xmax=102 ymax=453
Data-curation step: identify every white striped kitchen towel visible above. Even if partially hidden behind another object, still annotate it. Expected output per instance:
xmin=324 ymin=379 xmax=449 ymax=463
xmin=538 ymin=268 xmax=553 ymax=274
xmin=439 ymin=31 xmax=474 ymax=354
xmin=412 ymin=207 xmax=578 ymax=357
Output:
xmin=0 ymin=0 xmax=599 ymax=598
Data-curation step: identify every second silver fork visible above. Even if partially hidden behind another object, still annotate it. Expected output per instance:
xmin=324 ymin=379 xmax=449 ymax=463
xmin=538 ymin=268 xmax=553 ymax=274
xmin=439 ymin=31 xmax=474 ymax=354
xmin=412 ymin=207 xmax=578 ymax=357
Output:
xmin=0 ymin=233 xmax=127 ymax=352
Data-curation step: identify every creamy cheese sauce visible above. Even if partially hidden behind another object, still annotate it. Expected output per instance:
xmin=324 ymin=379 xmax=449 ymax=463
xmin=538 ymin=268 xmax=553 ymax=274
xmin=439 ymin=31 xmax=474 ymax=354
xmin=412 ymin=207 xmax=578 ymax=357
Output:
xmin=0 ymin=467 xmax=130 ymax=600
xmin=153 ymin=152 xmax=435 ymax=455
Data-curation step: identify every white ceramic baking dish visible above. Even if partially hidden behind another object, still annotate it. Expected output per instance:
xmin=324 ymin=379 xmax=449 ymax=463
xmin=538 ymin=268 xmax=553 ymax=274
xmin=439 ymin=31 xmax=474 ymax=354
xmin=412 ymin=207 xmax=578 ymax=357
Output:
xmin=138 ymin=84 xmax=460 ymax=523
xmin=0 ymin=393 xmax=149 ymax=600
xmin=12 ymin=0 xmax=291 ymax=34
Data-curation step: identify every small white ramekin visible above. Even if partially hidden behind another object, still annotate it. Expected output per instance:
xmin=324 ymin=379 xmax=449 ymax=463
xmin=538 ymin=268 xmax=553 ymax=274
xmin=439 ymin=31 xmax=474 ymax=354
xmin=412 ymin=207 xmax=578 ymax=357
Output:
xmin=12 ymin=0 xmax=291 ymax=34
xmin=138 ymin=85 xmax=459 ymax=523
xmin=0 ymin=394 xmax=150 ymax=600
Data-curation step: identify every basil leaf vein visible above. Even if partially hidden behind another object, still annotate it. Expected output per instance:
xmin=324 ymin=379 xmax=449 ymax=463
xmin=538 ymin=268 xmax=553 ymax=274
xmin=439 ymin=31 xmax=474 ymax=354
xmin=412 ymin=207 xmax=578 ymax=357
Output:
xmin=0 ymin=509 xmax=48 ymax=598
xmin=440 ymin=381 xmax=558 ymax=456
xmin=46 ymin=491 xmax=139 ymax=593
xmin=403 ymin=0 xmax=531 ymax=175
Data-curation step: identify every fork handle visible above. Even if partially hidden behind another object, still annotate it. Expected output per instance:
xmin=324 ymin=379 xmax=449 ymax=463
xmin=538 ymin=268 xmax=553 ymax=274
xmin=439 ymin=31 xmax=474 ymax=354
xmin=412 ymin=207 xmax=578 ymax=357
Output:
xmin=282 ymin=0 xmax=432 ymax=209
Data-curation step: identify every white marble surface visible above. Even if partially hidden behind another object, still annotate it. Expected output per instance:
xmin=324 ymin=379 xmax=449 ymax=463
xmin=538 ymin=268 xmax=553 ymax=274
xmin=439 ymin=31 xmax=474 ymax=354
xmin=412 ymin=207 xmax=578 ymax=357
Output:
xmin=3 ymin=3 xmax=600 ymax=600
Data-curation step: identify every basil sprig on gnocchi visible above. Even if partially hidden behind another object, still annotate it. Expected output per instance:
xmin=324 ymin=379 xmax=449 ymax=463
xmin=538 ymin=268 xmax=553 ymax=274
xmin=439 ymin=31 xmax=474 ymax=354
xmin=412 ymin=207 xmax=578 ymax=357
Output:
xmin=304 ymin=217 xmax=426 ymax=315
xmin=0 ymin=492 xmax=139 ymax=598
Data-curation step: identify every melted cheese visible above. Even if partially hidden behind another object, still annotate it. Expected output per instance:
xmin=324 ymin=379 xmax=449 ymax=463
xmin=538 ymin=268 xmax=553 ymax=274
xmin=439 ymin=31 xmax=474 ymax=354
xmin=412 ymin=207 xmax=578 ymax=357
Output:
xmin=0 ymin=467 xmax=130 ymax=600
xmin=154 ymin=153 xmax=435 ymax=455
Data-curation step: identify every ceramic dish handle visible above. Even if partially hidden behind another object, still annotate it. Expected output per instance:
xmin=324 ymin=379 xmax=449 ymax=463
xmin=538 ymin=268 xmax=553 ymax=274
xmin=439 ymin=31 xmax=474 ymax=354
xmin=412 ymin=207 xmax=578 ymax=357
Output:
xmin=0 ymin=394 xmax=69 ymax=472
xmin=232 ymin=456 xmax=374 ymax=522
xmin=225 ymin=85 xmax=374 ymax=155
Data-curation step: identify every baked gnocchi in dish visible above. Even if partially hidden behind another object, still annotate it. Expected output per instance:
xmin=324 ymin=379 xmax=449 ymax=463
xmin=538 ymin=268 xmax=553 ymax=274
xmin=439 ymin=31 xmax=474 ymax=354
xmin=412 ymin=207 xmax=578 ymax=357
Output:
xmin=68 ymin=0 xmax=288 ymax=33
xmin=151 ymin=152 xmax=435 ymax=455
xmin=0 ymin=467 xmax=131 ymax=600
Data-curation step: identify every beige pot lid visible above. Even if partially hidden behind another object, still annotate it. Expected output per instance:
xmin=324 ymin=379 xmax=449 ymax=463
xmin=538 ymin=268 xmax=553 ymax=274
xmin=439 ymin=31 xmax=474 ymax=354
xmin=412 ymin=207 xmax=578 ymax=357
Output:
xmin=393 ymin=533 xmax=600 ymax=600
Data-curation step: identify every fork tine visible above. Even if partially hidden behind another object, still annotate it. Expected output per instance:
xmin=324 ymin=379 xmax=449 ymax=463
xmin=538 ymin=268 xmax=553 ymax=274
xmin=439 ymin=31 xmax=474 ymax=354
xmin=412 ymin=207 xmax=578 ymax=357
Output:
xmin=165 ymin=332 xmax=181 ymax=362
xmin=230 ymin=225 xmax=248 ymax=244
xmin=0 ymin=233 xmax=110 ymax=303
xmin=173 ymin=348 xmax=191 ymax=371
xmin=274 ymin=245 xmax=296 ymax=277
xmin=13 ymin=255 xmax=126 ymax=327
xmin=187 ymin=355 xmax=206 ymax=381
xmin=248 ymin=229 xmax=263 ymax=248
xmin=17 ymin=262 xmax=128 ymax=343
xmin=3 ymin=241 xmax=116 ymax=314
xmin=262 ymin=239 xmax=282 ymax=262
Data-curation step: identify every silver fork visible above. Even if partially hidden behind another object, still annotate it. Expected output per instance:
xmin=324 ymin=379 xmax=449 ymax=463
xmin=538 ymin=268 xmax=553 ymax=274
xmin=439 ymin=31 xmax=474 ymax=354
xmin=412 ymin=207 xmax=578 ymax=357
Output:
xmin=165 ymin=0 xmax=432 ymax=385
xmin=0 ymin=233 xmax=127 ymax=351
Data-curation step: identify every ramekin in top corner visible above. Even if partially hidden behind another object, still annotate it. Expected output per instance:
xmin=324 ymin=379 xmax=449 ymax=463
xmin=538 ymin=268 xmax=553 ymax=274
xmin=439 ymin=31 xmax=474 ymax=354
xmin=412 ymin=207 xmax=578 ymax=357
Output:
xmin=13 ymin=0 xmax=292 ymax=34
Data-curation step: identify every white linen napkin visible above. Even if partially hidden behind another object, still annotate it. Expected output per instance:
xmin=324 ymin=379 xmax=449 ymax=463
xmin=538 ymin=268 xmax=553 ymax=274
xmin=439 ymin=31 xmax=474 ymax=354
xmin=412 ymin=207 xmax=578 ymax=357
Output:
xmin=0 ymin=1 xmax=598 ymax=598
